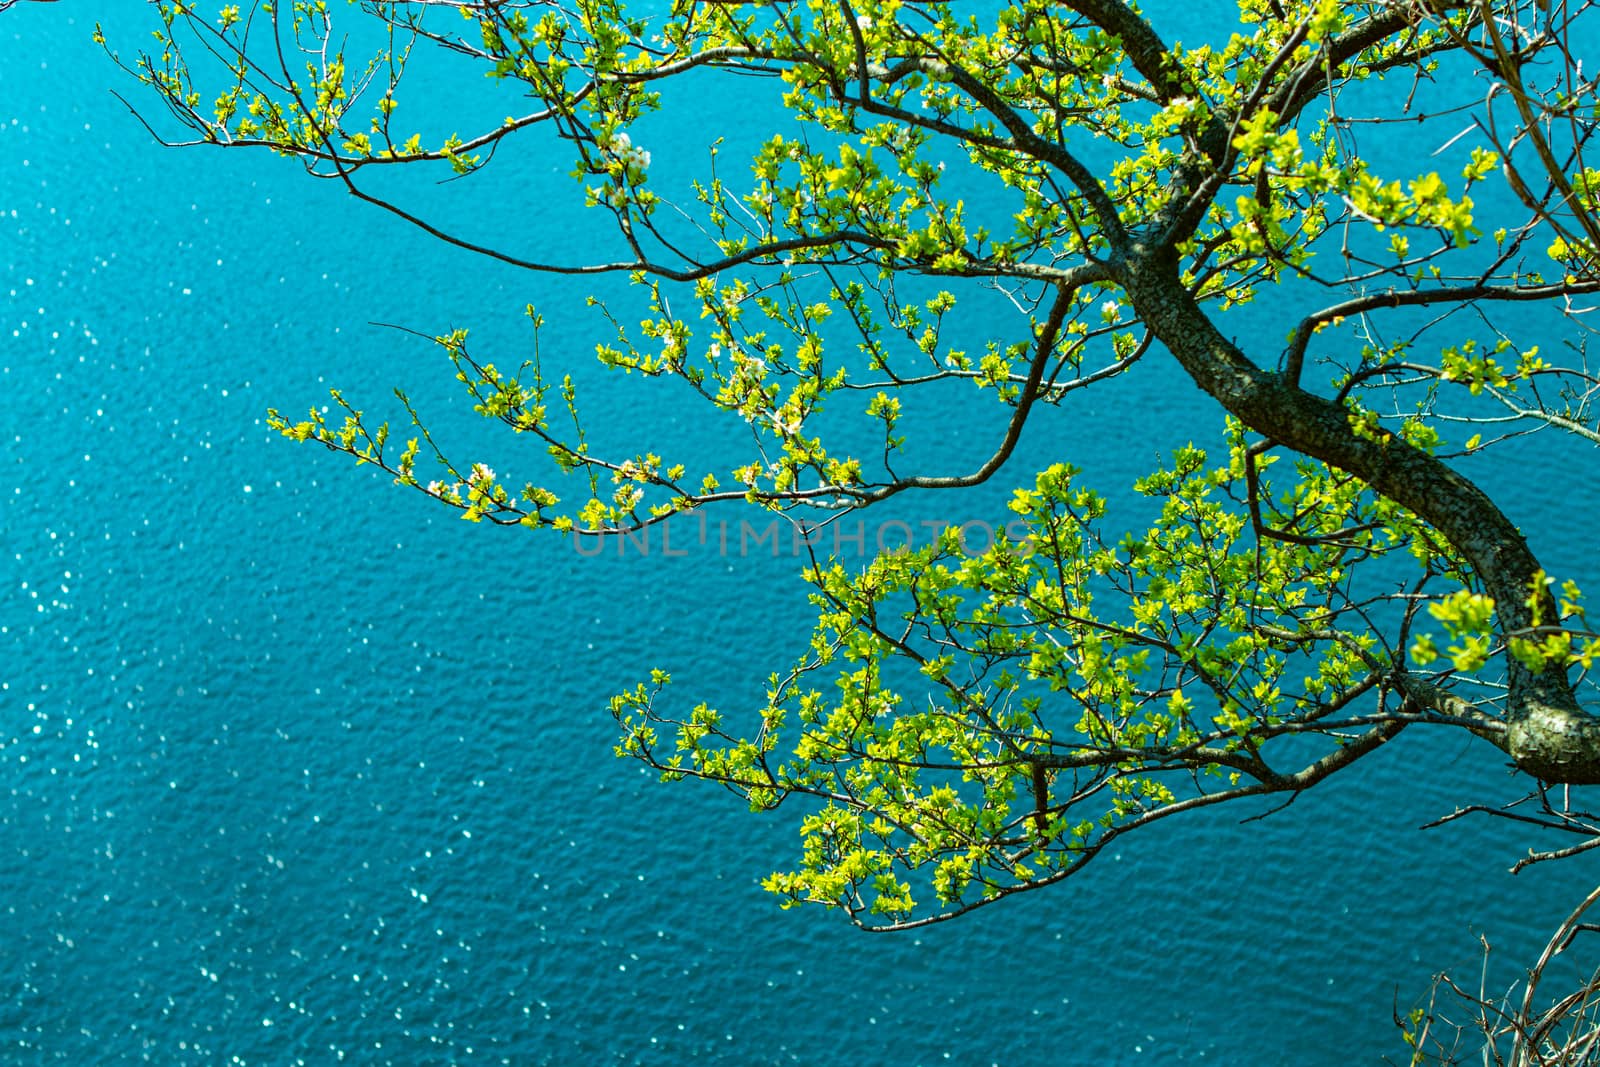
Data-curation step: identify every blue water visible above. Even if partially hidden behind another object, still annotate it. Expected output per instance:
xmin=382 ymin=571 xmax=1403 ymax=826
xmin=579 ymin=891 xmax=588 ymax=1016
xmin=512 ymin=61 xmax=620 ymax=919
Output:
xmin=5 ymin=7 xmax=1600 ymax=1064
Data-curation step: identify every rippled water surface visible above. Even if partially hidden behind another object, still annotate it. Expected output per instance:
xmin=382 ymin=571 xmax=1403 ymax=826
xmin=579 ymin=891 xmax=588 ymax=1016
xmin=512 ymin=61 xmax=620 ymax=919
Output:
xmin=4 ymin=7 xmax=1599 ymax=1064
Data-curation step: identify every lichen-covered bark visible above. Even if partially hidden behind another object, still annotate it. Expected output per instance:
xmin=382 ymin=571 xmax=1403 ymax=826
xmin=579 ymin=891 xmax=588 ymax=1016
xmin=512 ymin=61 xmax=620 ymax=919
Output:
xmin=1506 ymin=675 xmax=1600 ymax=783
xmin=1119 ymin=243 xmax=1600 ymax=783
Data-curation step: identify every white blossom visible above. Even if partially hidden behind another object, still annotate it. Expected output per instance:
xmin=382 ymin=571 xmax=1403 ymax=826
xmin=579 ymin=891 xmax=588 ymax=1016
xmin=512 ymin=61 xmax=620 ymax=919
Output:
xmin=604 ymin=129 xmax=651 ymax=172
xmin=770 ymin=411 xmax=802 ymax=436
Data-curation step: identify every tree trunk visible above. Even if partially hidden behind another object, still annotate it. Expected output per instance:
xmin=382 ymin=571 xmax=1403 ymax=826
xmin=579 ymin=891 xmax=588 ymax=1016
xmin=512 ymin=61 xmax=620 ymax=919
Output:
xmin=1120 ymin=246 xmax=1600 ymax=783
